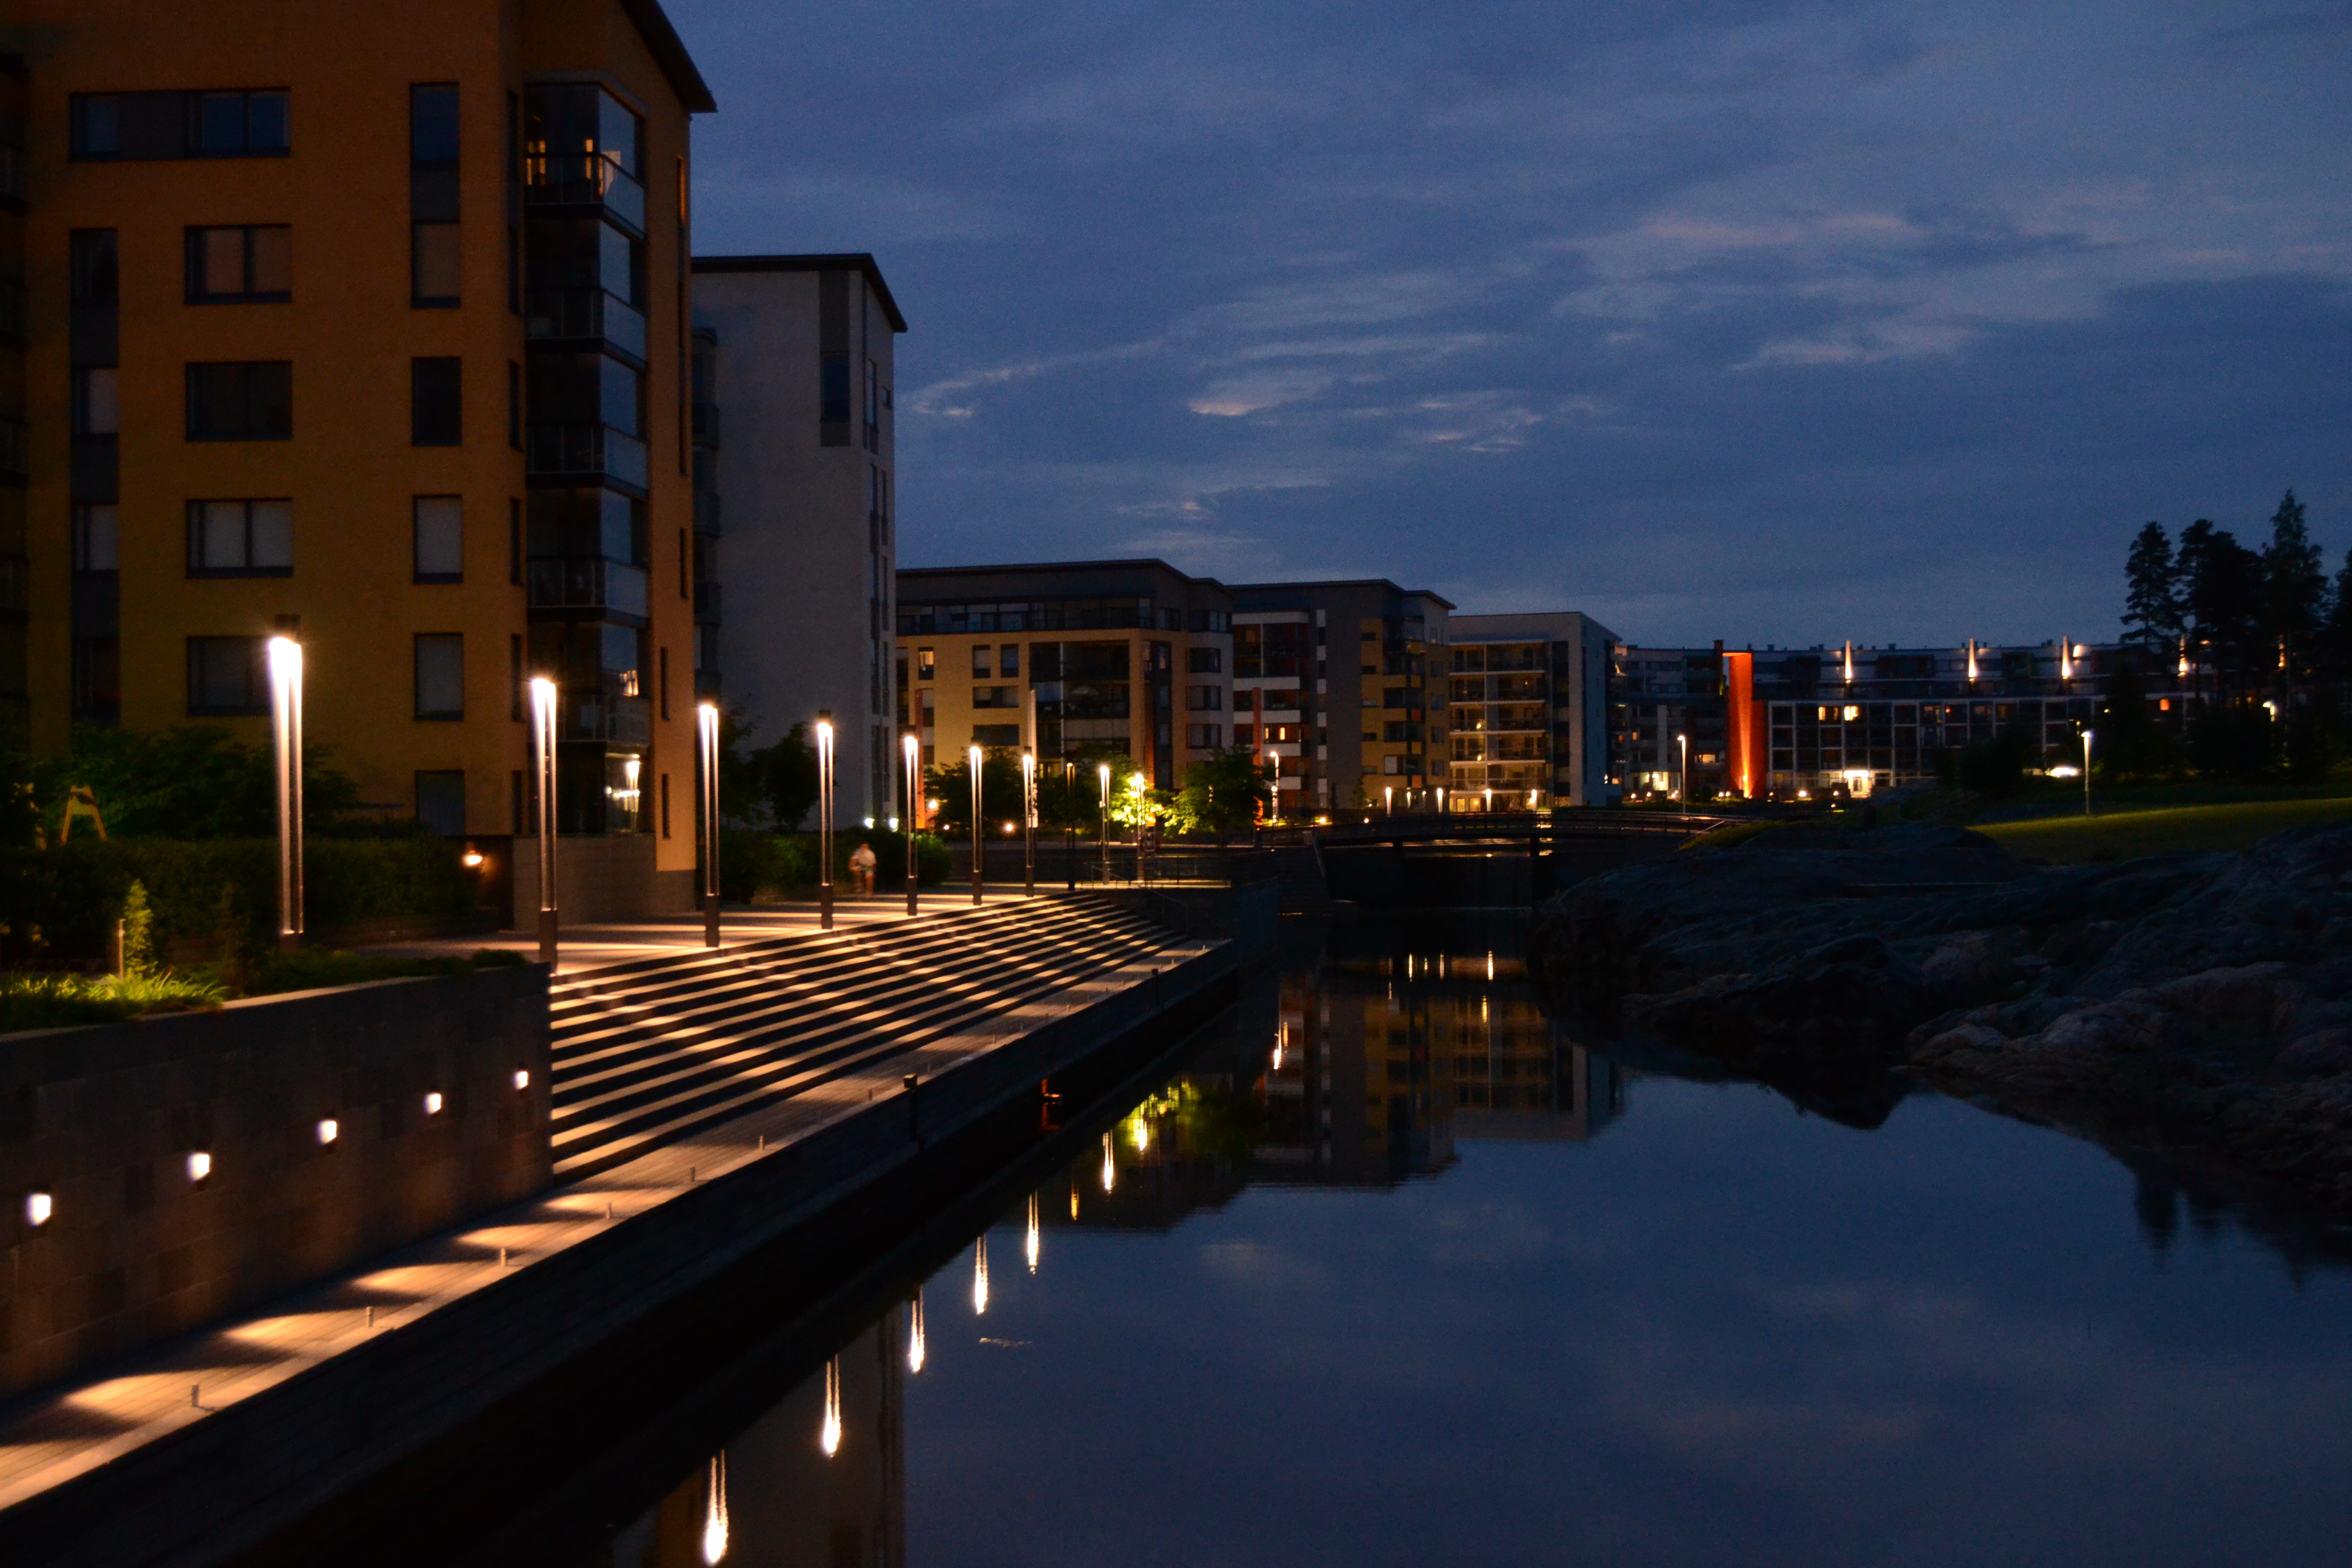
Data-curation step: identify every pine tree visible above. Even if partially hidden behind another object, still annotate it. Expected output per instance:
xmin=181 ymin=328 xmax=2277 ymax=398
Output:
xmin=2261 ymin=488 xmax=2328 ymax=687
xmin=2178 ymin=520 xmax=2264 ymax=699
xmin=2121 ymin=522 xmax=2182 ymax=651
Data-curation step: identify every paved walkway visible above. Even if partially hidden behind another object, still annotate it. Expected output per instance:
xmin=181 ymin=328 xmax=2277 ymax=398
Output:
xmin=0 ymin=945 xmax=1197 ymax=1512
xmin=359 ymin=885 xmax=1071 ymax=975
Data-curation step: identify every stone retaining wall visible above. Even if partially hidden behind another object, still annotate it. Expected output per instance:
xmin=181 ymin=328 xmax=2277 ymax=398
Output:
xmin=0 ymin=966 xmax=550 ymax=1400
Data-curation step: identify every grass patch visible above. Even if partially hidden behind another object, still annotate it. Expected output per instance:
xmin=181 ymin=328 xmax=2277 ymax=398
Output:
xmin=1976 ymin=798 xmax=2352 ymax=865
xmin=0 ymin=972 xmax=224 ymax=1034
xmin=1678 ymin=819 xmax=1792 ymax=852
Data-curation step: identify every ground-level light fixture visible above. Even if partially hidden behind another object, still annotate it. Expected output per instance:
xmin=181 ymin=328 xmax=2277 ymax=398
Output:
xmin=186 ymin=1150 xmax=212 ymax=1187
xmin=461 ymin=848 xmax=485 ymax=869
xmin=423 ymin=1091 xmax=445 ymax=1117
xmin=317 ymin=1118 xmax=340 ymax=1146
xmin=26 ymin=1191 xmax=53 ymax=1230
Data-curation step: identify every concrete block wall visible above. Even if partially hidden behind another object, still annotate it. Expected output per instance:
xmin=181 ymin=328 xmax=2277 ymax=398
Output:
xmin=0 ymin=965 xmax=550 ymax=1401
xmin=510 ymin=835 xmax=692 ymax=926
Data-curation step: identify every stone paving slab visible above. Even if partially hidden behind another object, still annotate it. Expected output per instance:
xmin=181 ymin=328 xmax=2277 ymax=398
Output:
xmin=0 ymin=943 xmax=1204 ymax=1513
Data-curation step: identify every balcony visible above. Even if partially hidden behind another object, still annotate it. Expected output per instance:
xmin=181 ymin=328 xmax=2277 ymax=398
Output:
xmin=691 ymin=400 xmax=721 ymax=448
xmin=523 ymin=153 xmax=645 ymax=236
xmin=693 ymin=578 xmax=721 ymax=624
xmin=525 ymin=287 xmax=647 ymax=367
xmin=527 ymin=556 xmax=650 ymax=621
xmin=692 ymin=489 xmax=721 ymax=534
xmin=559 ymin=689 xmax=651 ymax=746
xmin=526 ymin=422 xmax=648 ymax=496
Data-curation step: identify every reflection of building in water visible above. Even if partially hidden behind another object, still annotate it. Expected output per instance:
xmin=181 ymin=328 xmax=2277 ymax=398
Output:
xmin=1436 ymin=951 xmax=1625 ymax=1143
xmin=604 ymin=1318 xmax=904 ymax=1567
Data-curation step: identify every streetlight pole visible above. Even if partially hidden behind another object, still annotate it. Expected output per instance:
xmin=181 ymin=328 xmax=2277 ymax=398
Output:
xmin=529 ymin=675 xmax=558 ymax=965
xmin=816 ymin=710 xmax=836 ymax=930
xmin=1677 ymin=732 xmax=1688 ymax=803
xmin=902 ymin=732 xmax=919 ymax=917
xmin=2081 ymin=729 xmax=2094 ymax=818
xmin=1097 ymin=763 xmax=1111 ymax=884
xmin=266 ymin=635 xmax=304 ymax=951
xmin=1021 ymin=749 xmax=1036 ymax=896
xmin=697 ymin=701 xmax=721 ymax=948
xmin=969 ymin=744 xmax=984 ymax=905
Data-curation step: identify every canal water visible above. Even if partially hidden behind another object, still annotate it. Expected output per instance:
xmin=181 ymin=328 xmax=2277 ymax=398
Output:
xmin=567 ymin=915 xmax=2352 ymax=1567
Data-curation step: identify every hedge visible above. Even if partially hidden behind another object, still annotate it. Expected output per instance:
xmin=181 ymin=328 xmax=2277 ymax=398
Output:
xmin=717 ymin=830 xmax=949 ymax=902
xmin=0 ymin=837 xmax=476 ymax=966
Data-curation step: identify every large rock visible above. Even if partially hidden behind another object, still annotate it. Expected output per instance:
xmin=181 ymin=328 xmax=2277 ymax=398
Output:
xmin=1531 ymin=820 xmax=2352 ymax=1212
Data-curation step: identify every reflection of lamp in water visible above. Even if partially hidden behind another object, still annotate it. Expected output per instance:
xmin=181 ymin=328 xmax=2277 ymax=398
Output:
xmin=820 ymin=1358 xmax=842 ymax=1456
xmin=972 ymin=1236 xmax=989 ymax=1315
xmin=1486 ymin=950 xmax=1494 ymax=981
xmin=701 ymin=1453 xmax=728 ymax=1564
xmin=1131 ymin=1115 xmax=1150 ymax=1153
xmin=1069 ymin=1182 xmax=1080 ymax=1219
xmin=1026 ymin=1192 xmax=1040 ymax=1273
xmin=1100 ymin=1131 xmax=1116 ymax=1193
xmin=1273 ymin=1024 xmax=1284 ymax=1072
xmin=907 ymin=1291 xmax=926 ymax=1373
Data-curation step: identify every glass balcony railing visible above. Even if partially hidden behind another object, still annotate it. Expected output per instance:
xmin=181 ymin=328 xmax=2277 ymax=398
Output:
xmin=559 ymin=689 xmax=651 ymax=746
xmin=523 ymin=153 xmax=645 ymax=234
xmin=693 ymin=579 xmax=721 ymax=623
xmin=527 ymin=556 xmax=650 ymax=620
xmin=524 ymin=287 xmax=647 ymax=364
xmin=526 ymin=422 xmax=649 ymax=492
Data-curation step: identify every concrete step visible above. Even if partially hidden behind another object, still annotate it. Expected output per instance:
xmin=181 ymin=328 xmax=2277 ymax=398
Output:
xmin=544 ymin=895 xmax=1194 ymax=1181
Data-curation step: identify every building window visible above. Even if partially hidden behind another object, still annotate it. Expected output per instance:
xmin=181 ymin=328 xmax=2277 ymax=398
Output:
xmin=820 ymin=351 xmax=850 ymax=423
xmin=414 ymin=633 xmax=465 ymax=719
xmin=413 ymin=496 xmax=463 ymax=581
xmin=186 ymin=226 xmax=292 ymax=303
xmin=972 ymin=724 xmax=1020 ymax=748
xmin=973 ymin=685 xmax=1019 ymax=709
xmin=411 ymin=84 xmax=460 ymax=307
xmin=415 ymin=771 xmax=466 ymax=837
xmin=71 ymin=90 xmax=291 ymax=161
xmin=412 ymin=358 xmax=461 ymax=445
xmin=74 ymin=505 xmax=121 ymax=572
xmin=186 ymin=636 xmax=268 ymax=716
xmin=916 ymin=647 xmax=935 ymax=681
xmin=186 ymin=361 xmax=292 ymax=441
xmin=970 ymin=645 xmax=991 ymax=678
xmin=187 ymin=500 xmax=293 ymax=576
xmin=1000 ymin=643 xmax=1019 ymax=677
xmin=72 ymin=368 xmax=119 ymax=435
xmin=1187 ymin=646 xmax=1221 ymax=674
xmin=1187 ymin=685 xmax=1222 ymax=712
xmin=1187 ymin=724 xmax=1222 ymax=749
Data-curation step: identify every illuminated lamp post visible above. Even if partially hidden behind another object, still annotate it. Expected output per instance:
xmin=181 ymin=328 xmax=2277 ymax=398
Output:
xmin=968 ymin=743 xmax=984 ymax=905
xmin=266 ymin=635 xmax=304 ymax=950
xmin=1383 ymin=785 xmax=1393 ymax=816
xmin=696 ymin=702 xmax=721 ymax=948
xmin=2081 ymin=729 xmax=2094 ymax=819
xmin=1676 ymin=732 xmax=1688 ymax=802
xmin=902 ymin=732 xmax=920 ymax=917
xmin=529 ymin=676 xmax=559 ymax=965
xmin=1021 ymin=749 xmax=1036 ymax=896
xmin=816 ymin=710 xmax=836 ymax=931
xmin=1097 ymin=763 xmax=1112 ymax=884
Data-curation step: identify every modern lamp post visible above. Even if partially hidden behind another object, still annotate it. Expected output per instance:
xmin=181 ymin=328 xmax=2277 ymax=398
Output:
xmin=529 ymin=675 xmax=559 ymax=965
xmin=2081 ymin=729 xmax=2094 ymax=818
xmin=1021 ymin=749 xmax=1036 ymax=896
xmin=1677 ymin=732 xmax=1688 ymax=802
xmin=816 ymin=710 xmax=836 ymax=930
xmin=968 ymin=744 xmax=985 ymax=905
xmin=266 ymin=635 xmax=304 ymax=950
xmin=902 ymin=732 xmax=920 ymax=917
xmin=1097 ymin=762 xmax=1111 ymax=884
xmin=696 ymin=701 xmax=721 ymax=948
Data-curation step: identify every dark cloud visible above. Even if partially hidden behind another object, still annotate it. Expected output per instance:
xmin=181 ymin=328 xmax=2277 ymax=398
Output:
xmin=674 ymin=0 xmax=2352 ymax=643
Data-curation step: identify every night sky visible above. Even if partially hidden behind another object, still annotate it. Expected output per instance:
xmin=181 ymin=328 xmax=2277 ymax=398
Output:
xmin=673 ymin=1 xmax=2352 ymax=647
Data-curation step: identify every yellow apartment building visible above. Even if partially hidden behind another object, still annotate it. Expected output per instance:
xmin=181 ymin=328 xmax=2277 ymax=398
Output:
xmin=894 ymin=560 xmax=1235 ymax=815
xmin=4 ymin=0 xmax=712 ymax=918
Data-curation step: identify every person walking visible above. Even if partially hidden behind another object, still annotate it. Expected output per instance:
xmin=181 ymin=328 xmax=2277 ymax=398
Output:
xmin=849 ymin=839 xmax=878 ymax=896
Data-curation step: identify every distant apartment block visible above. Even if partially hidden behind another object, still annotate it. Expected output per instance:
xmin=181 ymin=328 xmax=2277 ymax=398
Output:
xmin=1616 ymin=639 xmax=2190 ymax=800
xmin=692 ymin=254 xmax=903 ymax=825
xmin=894 ymin=559 xmax=1233 ymax=799
xmin=1227 ymin=579 xmax=1451 ymax=812
xmin=1444 ymin=611 xmax=1615 ymax=808
xmin=8 ymin=0 xmax=715 ymax=917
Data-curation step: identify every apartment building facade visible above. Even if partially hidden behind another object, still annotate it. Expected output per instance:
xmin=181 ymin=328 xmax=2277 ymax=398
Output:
xmin=691 ymin=254 xmax=902 ymax=826
xmin=1444 ymin=611 xmax=1615 ymax=808
xmin=895 ymin=560 xmax=1232 ymax=804
xmin=1610 ymin=643 xmax=1734 ymax=802
xmin=6 ymin=0 xmax=712 ymax=917
xmin=1228 ymin=579 xmax=1450 ymax=814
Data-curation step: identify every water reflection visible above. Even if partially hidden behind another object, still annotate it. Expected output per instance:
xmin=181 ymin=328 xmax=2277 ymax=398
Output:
xmin=575 ymin=915 xmax=2352 ymax=1568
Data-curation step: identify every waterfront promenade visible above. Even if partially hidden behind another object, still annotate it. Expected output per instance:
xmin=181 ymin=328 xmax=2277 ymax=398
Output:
xmin=0 ymin=895 xmax=1237 ymax=1555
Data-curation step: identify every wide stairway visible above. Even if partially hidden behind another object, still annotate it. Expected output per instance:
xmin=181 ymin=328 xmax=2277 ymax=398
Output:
xmin=546 ymin=895 xmax=1196 ymax=1182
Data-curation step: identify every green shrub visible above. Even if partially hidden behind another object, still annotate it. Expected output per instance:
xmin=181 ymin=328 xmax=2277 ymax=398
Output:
xmin=0 ymin=837 xmax=476 ymax=966
xmin=0 ymin=972 xmax=223 ymax=1034
xmin=234 ymin=945 xmax=524 ymax=997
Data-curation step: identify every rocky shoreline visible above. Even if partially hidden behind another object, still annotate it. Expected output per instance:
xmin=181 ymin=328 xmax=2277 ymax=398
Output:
xmin=1528 ymin=821 xmax=2352 ymax=1214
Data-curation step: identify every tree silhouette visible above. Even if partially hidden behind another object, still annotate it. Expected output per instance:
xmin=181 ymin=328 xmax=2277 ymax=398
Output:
xmin=2122 ymin=521 xmax=2183 ymax=652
